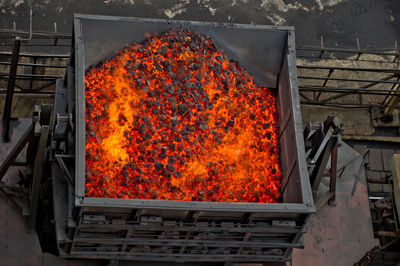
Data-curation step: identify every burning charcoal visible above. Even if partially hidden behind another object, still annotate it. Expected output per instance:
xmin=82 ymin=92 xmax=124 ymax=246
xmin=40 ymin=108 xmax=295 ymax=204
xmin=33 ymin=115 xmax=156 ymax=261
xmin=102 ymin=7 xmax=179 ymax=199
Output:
xmin=263 ymin=122 xmax=271 ymax=129
xmin=168 ymin=157 xmax=177 ymax=165
xmin=177 ymin=143 xmax=184 ymax=152
xmin=180 ymin=129 xmax=189 ymax=135
xmin=167 ymin=164 xmax=175 ymax=172
xmin=189 ymin=63 xmax=200 ymax=70
xmin=122 ymin=170 xmax=129 ymax=177
xmin=174 ymin=172 xmax=182 ymax=178
xmin=174 ymin=135 xmax=182 ymax=142
xmin=142 ymin=115 xmax=149 ymax=123
xmin=85 ymin=29 xmax=281 ymax=203
xmin=143 ymin=132 xmax=151 ymax=140
xmin=165 ymin=171 xmax=172 ymax=179
xmin=154 ymin=61 xmax=162 ymax=71
xmin=178 ymin=104 xmax=189 ymax=114
xmin=169 ymin=143 xmax=176 ymax=152
xmin=215 ymin=137 xmax=222 ymax=144
xmin=154 ymin=161 xmax=164 ymax=171
xmin=199 ymin=123 xmax=207 ymax=130
xmin=227 ymin=116 xmax=235 ymax=127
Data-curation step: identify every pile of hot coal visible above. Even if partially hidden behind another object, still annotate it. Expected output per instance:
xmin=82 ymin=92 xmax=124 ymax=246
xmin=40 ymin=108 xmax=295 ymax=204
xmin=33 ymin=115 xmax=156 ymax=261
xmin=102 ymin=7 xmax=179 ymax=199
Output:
xmin=85 ymin=29 xmax=281 ymax=203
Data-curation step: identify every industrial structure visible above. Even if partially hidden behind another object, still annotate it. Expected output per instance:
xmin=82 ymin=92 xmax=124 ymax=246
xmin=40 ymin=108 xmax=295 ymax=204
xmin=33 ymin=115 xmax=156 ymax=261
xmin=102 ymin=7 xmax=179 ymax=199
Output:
xmin=0 ymin=10 xmax=399 ymax=266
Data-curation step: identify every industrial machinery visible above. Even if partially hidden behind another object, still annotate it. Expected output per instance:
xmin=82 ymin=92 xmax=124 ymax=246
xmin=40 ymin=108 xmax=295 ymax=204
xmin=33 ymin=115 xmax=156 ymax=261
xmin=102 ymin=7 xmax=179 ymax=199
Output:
xmin=1 ymin=14 xmax=318 ymax=263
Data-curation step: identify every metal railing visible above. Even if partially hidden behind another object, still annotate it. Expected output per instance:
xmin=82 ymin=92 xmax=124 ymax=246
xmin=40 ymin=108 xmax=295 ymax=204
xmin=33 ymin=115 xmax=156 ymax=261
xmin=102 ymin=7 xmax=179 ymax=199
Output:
xmin=0 ymin=29 xmax=399 ymax=109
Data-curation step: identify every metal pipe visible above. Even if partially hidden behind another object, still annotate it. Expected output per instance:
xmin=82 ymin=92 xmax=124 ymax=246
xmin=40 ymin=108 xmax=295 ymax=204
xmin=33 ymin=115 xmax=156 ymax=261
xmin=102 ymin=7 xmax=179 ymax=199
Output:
xmin=0 ymin=51 xmax=69 ymax=58
xmin=296 ymin=46 xmax=400 ymax=56
xmin=0 ymin=73 xmax=63 ymax=79
xmin=0 ymin=61 xmax=67 ymax=68
xmin=298 ymin=75 xmax=400 ymax=85
xmin=2 ymin=37 xmax=21 ymax=142
xmin=0 ymin=92 xmax=54 ymax=97
xmin=297 ymin=65 xmax=400 ymax=74
xmin=20 ymin=9 xmax=32 ymax=41
xmin=0 ymin=28 xmax=71 ymax=38
xmin=299 ymin=86 xmax=400 ymax=95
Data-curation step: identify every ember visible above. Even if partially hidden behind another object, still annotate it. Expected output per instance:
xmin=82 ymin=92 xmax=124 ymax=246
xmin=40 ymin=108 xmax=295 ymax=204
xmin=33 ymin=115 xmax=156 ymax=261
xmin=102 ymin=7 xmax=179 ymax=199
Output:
xmin=85 ymin=29 xmax=282 ymax=203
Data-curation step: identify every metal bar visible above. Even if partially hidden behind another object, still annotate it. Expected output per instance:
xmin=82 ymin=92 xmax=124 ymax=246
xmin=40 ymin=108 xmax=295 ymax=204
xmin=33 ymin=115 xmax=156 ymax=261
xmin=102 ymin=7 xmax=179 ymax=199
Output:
xmin=24 ymin=80 xmax=56 ymax=92
xmin=2 ymin=37 xmax=21 ymax=142
xmin=381 ymin=77 xmax=400 ymax=105
xmin=296 ymin=46 xmax=400 ymax=56
xmin=316 ymin=68 xmax=334 ymax=101
xmin=29 ymin=57 xmax=37 ymax=91
xmin=0 ymin=73 xmax=63 ymax=79
xmin=0 ymin=92 xmax=54 ymax=97
xmin=77 ymin=223 xmax=300 ymax=234
xmin=0 ymin=122 xmax=33 ymax=180
xmin=0 ymin=76 xmax=61 ymax=81
xmin=297 ymin=65 xmax=400 ymax=74
xmin=27 ymin=126 xmax=49 ymax=229
xmin=375 ymin=231 xmax=400 ymax=238
xmin=298 ymin=75 xmax=400 ymax=85
xmin=73 ymin=237 xmax=301 ymax=248
xmin=68 ymin=251 xmax=288 ymax=262
xmin=0 ymin=51 xmax=69 ymax=58
xmin=383 ymin=84 xmax=400 ymax=116
xmin=1 ymin=43 xmax=71 ymax=47
xmin=311 ymin=137 xmax=336 ymax=192
xmin=0 ymin=28 xmax=72 ymax=38
xmin=298 ymin=92 xmax=312 ymax=102
xmin=297 ymin=56 xmax=399 ymax=64
xmin=329 ymin=142 xmax=338 ymax=202
xmin=0 ymin=61 xmax=67 ymax=68
xmin=300 ymin=85 xmax=400 ymax=94
xmin=0 ymin=44 xmax=70 ymax=47
xmin=300 ymin=102 xmax=383 ymax=108
xmin=359 ymin=74 xmax=396 ymax=89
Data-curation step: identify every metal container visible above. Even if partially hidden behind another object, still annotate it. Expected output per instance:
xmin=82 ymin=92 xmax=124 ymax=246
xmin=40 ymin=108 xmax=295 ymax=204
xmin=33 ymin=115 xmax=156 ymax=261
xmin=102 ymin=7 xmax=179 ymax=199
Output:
xmin=52 ymin=14 xmax=314 ymax=263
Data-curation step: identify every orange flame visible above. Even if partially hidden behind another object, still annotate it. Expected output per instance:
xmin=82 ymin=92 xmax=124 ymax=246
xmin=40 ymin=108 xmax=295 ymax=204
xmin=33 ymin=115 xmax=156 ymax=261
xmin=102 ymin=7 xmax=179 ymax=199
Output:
xmin=85 ymin=30 xmax=281 ymax=203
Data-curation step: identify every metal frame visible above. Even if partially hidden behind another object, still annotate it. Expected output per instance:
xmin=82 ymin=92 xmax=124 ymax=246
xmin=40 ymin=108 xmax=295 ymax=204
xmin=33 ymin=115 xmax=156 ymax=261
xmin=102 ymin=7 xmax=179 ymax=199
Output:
xmin=1 ymin=28 xmax=400 ymax=109
xmin=73 ymin=13 xmax=314 ymax=214
xmin=297 ymin=43 xmax=400 ymax=107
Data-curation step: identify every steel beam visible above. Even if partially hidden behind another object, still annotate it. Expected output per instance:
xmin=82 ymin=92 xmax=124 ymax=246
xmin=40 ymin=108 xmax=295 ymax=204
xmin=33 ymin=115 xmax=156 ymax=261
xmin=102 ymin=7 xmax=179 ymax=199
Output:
xmin=2 ymin=37 xmax=21 ymax=142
